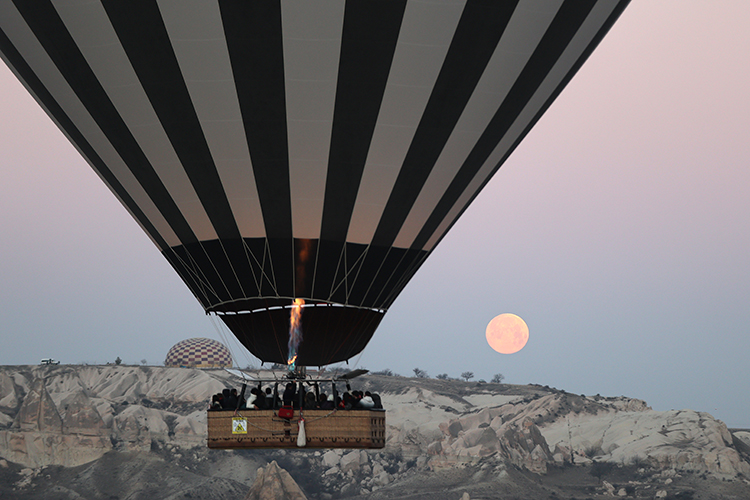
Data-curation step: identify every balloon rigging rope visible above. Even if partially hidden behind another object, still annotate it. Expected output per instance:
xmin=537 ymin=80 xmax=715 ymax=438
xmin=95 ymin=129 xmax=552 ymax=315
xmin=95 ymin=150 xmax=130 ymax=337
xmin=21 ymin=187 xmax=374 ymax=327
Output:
xmin=196 ymin=240 xmax=234 ymax=303
xmin=165 ymin=247 xmax=216 ymax=307
xmin=209 ymin=315 xmax=253 ymax=378
xmin=208 ymin=315 xmax=244 ymax=376
xmin=215 ymin=238 xmax=248 ymax=299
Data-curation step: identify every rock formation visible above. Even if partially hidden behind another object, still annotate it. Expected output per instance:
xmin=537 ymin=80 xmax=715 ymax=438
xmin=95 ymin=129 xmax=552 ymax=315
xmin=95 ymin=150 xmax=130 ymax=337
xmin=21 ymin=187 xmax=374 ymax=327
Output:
xmin=245 ymin=460 xmax=307 ymax=500
xmin=416 ymin=391 xmax=750 ymax=478
xmin=0 ymin=365 xmax=226 ymax=467
xmin=1 ymin=365 xmax=749 ymax=500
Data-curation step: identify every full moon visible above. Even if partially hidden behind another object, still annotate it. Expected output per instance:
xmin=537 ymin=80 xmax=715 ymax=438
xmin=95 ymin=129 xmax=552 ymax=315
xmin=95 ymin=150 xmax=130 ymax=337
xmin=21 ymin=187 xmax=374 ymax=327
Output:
xmin=486 ymin=313 xmax=529 ymax=354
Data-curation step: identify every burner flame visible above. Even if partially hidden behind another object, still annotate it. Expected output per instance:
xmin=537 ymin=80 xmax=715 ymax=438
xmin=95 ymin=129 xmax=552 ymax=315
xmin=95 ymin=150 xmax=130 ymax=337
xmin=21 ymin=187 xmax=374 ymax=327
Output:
xmin=287 ymin=298 xmax=304 ymax=370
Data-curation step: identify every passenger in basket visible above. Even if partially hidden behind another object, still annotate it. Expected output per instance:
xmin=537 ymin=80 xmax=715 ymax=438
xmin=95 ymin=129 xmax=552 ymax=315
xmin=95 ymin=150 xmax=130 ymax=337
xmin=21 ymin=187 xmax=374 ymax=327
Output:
xmin=249 ymin=388 xmax=264 ymax=409
xmin=371 ymin=392 xmax=383 ymax=409
xmin=320 ymin=393 xmax=335 ymax=410
xmin=236 ymin=389 xmax=248 ymax=410
xmin=246 ymin=388 xmax=259 ymax=409
xmin=305 ymin=391 xmax=317 ymax=409
xmin=282 ymin=383 xmax=296 ymax=407
xmin=225 ymin=388 xmax=239 ymax=409
xmin=265 ymin=387 xmax=275 ymax=408
xmin=341 ymin=392 xmax=356 ymax=410
xmin=209 ymin=393 xmax=222 ymax=410
xmin=359 ymin=391 xmax=375 ymax=409
xmin=221 ymin=389 xmax=233 ymax=409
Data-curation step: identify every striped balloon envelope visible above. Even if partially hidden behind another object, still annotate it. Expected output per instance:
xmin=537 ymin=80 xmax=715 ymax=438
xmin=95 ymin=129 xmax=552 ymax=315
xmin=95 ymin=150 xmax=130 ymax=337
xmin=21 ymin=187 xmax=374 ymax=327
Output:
xmin=0 ymin=0 xmax=628 ymax=366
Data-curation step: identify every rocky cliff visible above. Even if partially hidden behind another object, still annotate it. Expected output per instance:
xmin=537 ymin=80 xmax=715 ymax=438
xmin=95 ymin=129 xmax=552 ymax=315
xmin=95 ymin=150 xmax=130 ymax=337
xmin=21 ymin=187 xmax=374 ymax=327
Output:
xmin=1 ymin=365 xmax=749 ymax=500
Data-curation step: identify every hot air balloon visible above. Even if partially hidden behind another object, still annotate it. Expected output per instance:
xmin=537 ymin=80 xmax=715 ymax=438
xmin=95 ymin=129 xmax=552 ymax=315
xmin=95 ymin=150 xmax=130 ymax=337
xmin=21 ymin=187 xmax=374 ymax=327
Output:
xmin=0 ymin=1 xmax=628 ymax=368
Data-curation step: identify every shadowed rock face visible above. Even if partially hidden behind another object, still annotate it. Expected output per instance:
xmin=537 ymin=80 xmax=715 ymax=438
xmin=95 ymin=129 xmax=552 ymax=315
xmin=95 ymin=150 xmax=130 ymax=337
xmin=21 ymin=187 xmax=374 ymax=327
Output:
xmin=245 ymin=460 xmax=307 ymax=500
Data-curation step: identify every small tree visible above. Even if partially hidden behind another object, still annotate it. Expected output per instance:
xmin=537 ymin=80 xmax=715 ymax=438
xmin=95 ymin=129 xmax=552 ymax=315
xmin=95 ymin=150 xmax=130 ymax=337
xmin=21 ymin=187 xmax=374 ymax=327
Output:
xmin=491 ymin=373 xmax=504 ymax=384
xmin=413 ymin=368 xmax=428 ymax=378
xmin=140 ymin=359 xmax=147 ymax=365
xmin=115 ymin=356 xmax=122 ymax=365
xmin=460 ymin=371 xmax=474 ymax=381
xmin=590 ymin=461 xmax=615 ymax=483
xmin=435 ymin=373 xmax=449 ymax=380
xmin=373 ymin=368 xmax=394 ymax=376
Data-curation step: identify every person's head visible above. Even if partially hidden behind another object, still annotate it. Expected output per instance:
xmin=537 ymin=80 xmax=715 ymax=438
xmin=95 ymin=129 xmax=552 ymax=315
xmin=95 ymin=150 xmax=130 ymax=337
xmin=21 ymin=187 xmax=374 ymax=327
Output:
xmin=231 ymin=388 xmax=238 ymax=396
xmin=222 ymin=388 xmax=230 ymax=397
xmin=266 ymin=388 xmax=272 ymax=395
xmin=365 ymin=391 xmax=372 ymax=397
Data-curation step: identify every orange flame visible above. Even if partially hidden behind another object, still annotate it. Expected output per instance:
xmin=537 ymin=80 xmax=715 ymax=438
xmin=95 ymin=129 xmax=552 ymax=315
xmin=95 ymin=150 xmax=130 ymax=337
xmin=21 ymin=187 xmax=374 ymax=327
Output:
xmin=287 ymin=298 xmax=305 ymax=368
xmin=290 ymin=298 xmax=304 ymax=329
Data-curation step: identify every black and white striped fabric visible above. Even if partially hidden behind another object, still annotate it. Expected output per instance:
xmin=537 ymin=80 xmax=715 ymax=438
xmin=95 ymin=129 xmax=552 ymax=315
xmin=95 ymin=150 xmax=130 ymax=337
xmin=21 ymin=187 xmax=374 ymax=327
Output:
xmin=0 ymin=0 xmax=628 ymax=365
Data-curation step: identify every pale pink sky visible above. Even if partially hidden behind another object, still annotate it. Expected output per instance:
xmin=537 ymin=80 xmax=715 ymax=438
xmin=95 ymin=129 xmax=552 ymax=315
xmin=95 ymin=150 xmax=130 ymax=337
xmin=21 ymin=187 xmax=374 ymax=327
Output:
xmin=1 ymin=1 xmax=749 ymax=426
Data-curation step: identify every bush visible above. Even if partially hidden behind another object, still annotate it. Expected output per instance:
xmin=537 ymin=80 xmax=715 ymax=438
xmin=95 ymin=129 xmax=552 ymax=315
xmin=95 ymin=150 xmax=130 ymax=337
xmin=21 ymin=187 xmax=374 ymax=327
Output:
xmin=435 ymin=373 xmax=449 ymax=380
xmin=491 ymin=373 xmax=505 ymax=383
xmin=589 ymin=461 xmax=615 ymax=482
xmin=460 ymin=371 xmax=474 ymax=381
xmin=584 ymin=444 xmax=602 ymax=458
xmin=413 ymin=368 xmax=428 ymax=378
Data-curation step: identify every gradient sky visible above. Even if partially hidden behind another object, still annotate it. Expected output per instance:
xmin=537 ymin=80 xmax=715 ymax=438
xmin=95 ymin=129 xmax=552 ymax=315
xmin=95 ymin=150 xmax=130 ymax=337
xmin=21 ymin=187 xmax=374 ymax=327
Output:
xmin=1 ymin=2 xmax=749 ymax=427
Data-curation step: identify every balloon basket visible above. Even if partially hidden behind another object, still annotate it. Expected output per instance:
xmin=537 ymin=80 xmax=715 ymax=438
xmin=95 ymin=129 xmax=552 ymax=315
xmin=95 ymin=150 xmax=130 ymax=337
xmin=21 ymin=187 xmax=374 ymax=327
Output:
xmin=207 ymin=409 xmax=386 ymax=449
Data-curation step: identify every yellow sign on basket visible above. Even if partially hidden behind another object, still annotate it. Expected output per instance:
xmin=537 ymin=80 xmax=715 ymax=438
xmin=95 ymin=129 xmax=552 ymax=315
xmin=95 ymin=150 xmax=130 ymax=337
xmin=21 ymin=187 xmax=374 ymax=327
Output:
xmin=232 ymin=417 xmax=247 ymax=434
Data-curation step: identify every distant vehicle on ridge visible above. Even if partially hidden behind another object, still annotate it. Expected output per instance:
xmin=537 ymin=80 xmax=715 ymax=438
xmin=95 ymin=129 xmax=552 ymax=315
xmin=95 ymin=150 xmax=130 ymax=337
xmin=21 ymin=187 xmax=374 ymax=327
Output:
xmin=40 ymin=358 xmax=60 ymax=365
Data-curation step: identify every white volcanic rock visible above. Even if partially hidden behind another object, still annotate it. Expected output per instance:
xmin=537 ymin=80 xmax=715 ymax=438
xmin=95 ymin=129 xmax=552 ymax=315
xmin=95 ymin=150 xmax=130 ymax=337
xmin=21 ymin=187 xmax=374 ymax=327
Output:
xmin=381 ymin=389 xmax=517 ymax=458
xmin=321 ymin=450 xmax=339 ymax=468
xmin=0 ymin=377 xmax=112 ymax=467
xmin=60 ymin=390 xmax=107 ymax=435
xmin=47 ymin=366 xmax=226 ymax=404
xmin=0 ymin=372 xmax=18 ymax=408
xmin=541 ymin=409 xmax=750 ymax=477
xmin=0 ymin=413 xmax=12 ymax=427
xmin=173 ymin=410 xmax=208 ymax=446
xmin=0 ymin=365 xmax=226 ymax=467
xmin=340 ymin=451 xmax=361 ymax=473
xmin=1 ymin=365 xmax=748 ymax=483
xmin=735 ymin=431 xmax=750 ymax=447
xmin=426 ymin=391 xmax=749 ymax=477
xmin=113 ymin=405 xmax=174 ymax=449
xmin=384 ymin=388 xmax=466 ymax=437
xmin=13 ymin=378 xmax=63 ymax=432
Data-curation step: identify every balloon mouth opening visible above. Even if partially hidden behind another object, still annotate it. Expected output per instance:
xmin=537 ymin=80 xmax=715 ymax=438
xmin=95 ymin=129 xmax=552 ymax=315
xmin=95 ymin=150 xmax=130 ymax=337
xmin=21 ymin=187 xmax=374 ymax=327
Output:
xmin=214 ymin=301 xmax=387 ymax=367
xmin=207 ymin=298 xmax=386 ymax=316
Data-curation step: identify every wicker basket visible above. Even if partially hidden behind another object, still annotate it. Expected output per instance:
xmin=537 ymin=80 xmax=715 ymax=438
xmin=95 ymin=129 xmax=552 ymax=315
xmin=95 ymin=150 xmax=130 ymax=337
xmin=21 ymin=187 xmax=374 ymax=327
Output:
xmin=207 ymin=409 xmax=386 ymax=449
